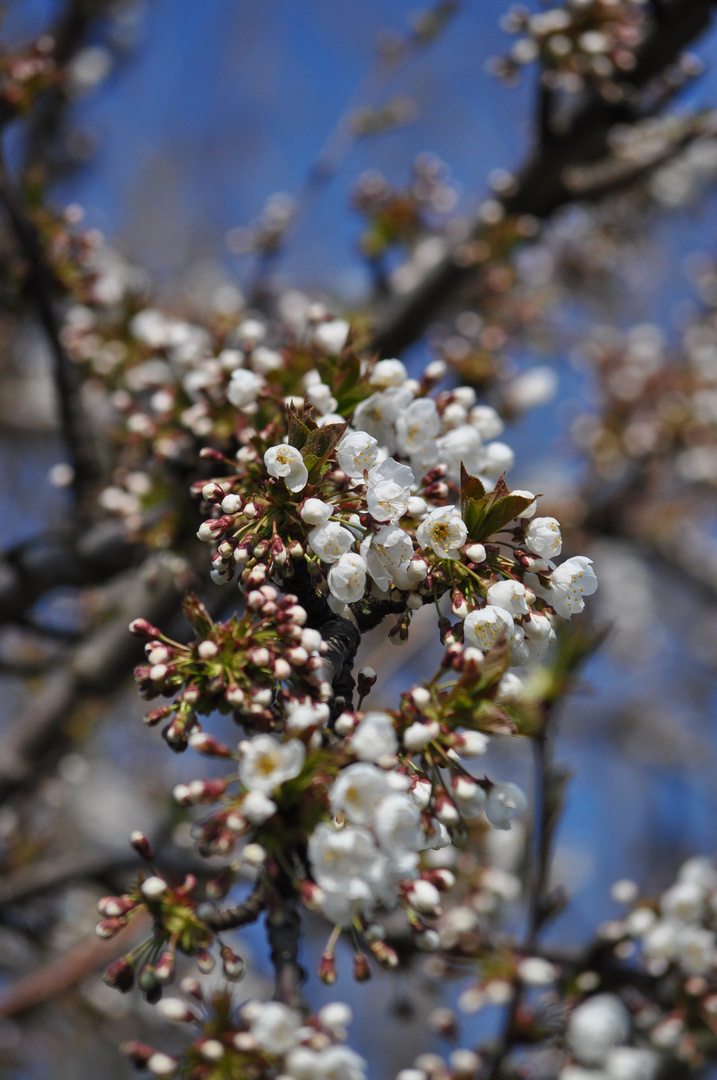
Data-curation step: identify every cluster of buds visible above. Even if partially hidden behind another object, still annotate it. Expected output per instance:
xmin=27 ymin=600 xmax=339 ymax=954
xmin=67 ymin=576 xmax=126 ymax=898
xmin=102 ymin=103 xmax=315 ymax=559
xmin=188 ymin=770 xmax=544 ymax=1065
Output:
xmin=130 ymin=587 xmax=330 ymax=749
xmin=351 ymin=153 xmax=459 ymax=260
xmin=491 ymin=0 xmax=651 ymax=99
xmin=98 ymin=833 xmax=243 ymax=1003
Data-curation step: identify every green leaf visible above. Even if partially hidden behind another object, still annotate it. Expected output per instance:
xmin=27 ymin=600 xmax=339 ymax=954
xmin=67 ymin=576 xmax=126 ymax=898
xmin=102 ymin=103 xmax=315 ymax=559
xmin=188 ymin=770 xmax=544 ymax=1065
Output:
xmin=463 ymin=473 xmax=534 ymax=542
xmin=302 ymin=421 xmax=348 ymax=479
xmin=182 ymin=592 xmax=214 ymax=639
xmin=478 ymin=494 xmax=536 ymax=540
xmin=460 ymin=464 xmax=486 ymax=520
xmin=286 ymin=402 xmax=314 ymax=450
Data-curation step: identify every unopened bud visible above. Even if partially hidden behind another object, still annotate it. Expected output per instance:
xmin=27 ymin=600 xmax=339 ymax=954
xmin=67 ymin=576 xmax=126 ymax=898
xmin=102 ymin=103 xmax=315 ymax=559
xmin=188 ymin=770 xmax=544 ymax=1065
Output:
xmin=129 ymin=618 xmax=162 ymax=639
xmin=319 ymin=951 xmax=337 ymax=984
xmin=220 ymin=945 xmax=245 ymax=980
xmin=103 ymin=957 xmax=135 ymax=992
xmin=354 ymin=953 xmax=371 ymax=981
xmin=140 ymin=876 xmax=168 ymax=900
xmin=188 ymin=731 xmax=232 ymax=757
xmin=368 ymin=940 xmax=399 ymax=969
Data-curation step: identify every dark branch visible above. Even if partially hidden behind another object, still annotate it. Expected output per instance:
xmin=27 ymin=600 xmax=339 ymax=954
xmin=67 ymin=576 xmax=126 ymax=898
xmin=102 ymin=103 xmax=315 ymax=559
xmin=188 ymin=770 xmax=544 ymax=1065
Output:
xmin=201 ymin=878 xmax=267 ymax=933
xmin=371 ymin=0 xmax=717 ymax=359
xmin=266 ymin=873 xmax=305 ymax=1010
xmin=0 ymin=557 xmax=182 ymax=804
xmin=0 ymin=522 xmax=139 ymax=626
xmin=0 ymin=162 xmax=98 ymax=505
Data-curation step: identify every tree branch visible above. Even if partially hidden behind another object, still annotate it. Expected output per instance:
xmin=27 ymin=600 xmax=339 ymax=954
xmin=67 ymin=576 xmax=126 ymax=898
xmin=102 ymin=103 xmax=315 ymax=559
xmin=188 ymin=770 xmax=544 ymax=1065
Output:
xmin=371 ymin=0 xmax=717 ymax=359
xmin=0 ymin=556 xmax=183 ymax=804
xmin=266 ymin=873 xmax=305 ymax=1010
xmin=202 ymin=878 xmax=267 ymax=933
xmin=0 ymin=522 xmax=139 ymax=626
xmin=0 ymin=161 xmax=98 ymax=506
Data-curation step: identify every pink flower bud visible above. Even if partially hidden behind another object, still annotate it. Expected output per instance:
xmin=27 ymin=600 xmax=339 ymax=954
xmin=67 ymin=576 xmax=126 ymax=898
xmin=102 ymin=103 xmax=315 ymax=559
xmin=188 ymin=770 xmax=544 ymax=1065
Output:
xmin=103 ymin=957 xmax=135 ymax=992
xmin=129 ymin=618 xmax=162 ymax=639
xmin=319 ymin=951 xmax=337 ymax=984
xmin=220 ymin=945 xmax=245 ymax=980
xmin=130 ymin=830 xmax=154 ymax=860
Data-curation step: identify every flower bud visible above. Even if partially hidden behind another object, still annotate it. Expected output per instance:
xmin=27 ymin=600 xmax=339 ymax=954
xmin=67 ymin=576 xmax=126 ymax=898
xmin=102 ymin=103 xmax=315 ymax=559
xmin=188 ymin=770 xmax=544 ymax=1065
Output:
xmin=129 ymin=618 xmax=163 ymax=639
xmin=121 ymin=1042 xmax=155 ymax=1067
xmin=157 ymin=998 xmax=197 ymax=1023
xmin=220 ymin=945 xmax=245 ymax=980
xmin=188 ymin=731 xmax=233 ymax=757
xmin=319 ymin=951 xmax=337 ymax=984
xmin=103 ymin=957 xmax=135 ymax=992
xmin=141 ymin=876 xmax=168 ymax=900
xmin=354 ymin=953 xmax=371 ymax=981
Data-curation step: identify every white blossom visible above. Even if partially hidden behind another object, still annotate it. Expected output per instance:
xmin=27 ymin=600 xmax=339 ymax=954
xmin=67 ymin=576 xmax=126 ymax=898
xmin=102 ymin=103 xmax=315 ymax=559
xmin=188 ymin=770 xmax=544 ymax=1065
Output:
xmin=353 ymin=385 xmax=415 ymax=451
xmin=369 ymin=358 xmax=408 ymax=387
xmin=330 ymin=762 xmax=392 ymax=826
xmin=486 ymin=579 xmax=529 ymax=617
xmin=518 ymin=957 xmax=558 ymax=986
xmin=452 ymin=777 xmax=487 ymax=818
xmin=660 ymin=880 xmax=705 ymax=923
xmin=338 ymin=431 xmax=379 ymax=478
xmin=301 ymin=498 xmax=333 ymax=526
xmin=309 ymin=521 xmax=354 ymax=563
xmin=403 ymin=720 xmax=439 ymax=752
xmin=417 ymin=505 xmax=467 ymax=560
xmin=374 ymin=792 xmax=424 ymax=856
xmin=306 ymin=381 xmax=338 ymax=415
xmin=456 ymin=730 xmax=489 ymax=757
xmin=469 ymin=404 xmax=504 ymax=440
xmin=227 ymin=368 xmax=264 ymax=407
xmin=360 ymin=525 xmax=414 ymax=590
xmin=308 ymin=822 xmax=387 ymax=904
xmin=676 ymin=924 xmax=716 ymax=975
xmin=250 ymin=1001 xmax=302 ymax=1054
xmin=495 ymin=672 xmax=524 ymax=703
xmin=549 ymin=556 xmax=598 ymax=618
xmin=525 ymin=516 xmax=563 ymax=559
xmin=239 ymin=735 xmax=305 ymax=793
xmin=327 ymin=552 xmax=367 ymax=603
xmin=485 ymin=782 xmax=527 ymax=830
xmin=393 ymin=557 xmax=428 ymax=590
xmin=567 ymin=994 xmax=630 ymax=1067
xmin=350 ymin=711 xmax=398 ymax=761
xmin=242 ymin=789 xmax=277 ymax=824
xmin=264 ymin=444 xmax=308 ymax=493
xmin=464 ymin=605 xmax=514 ymax=651
xmin=480 ymin=440 xmax=515 ymax=479
xmin=395 ymin=397 xmax=441 ymax=461
xmin=605 ymin=1047 xmax=659 ymax=1080
xmin=313 ymin=318 xmax=350 ymax=354
xmin=285 ymin=700 xmax=328 ymax=734
xmin=436 ymin=424 xmax=484 ymax=479
xmin=366 ymin=458 xmax=414 ymax=521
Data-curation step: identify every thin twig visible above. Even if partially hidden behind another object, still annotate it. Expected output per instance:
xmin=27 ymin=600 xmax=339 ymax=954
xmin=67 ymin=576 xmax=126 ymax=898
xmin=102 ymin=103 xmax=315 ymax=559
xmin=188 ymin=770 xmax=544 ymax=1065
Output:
xmin=203 ymin=877 xmax=267 ymax=933
xmin=0 ymin=911 xmax=149 ymax=1018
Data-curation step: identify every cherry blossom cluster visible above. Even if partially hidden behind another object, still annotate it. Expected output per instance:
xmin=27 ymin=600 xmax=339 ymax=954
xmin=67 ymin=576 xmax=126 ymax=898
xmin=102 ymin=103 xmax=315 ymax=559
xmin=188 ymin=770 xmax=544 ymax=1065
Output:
xmin=593 ymin=859 xmax=717 ymax=1069
xmin=491 ymin=0 xmax=650 ymax=99
xmin=122 ymin=993 xmax=367 ymax=1079
xmin=571 ymin=315 xmax=717 ymax=487
xmin=191 ymin=354 xmax=596 ymax=672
